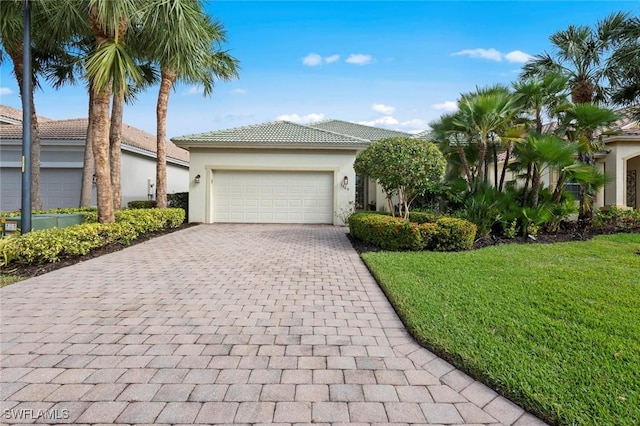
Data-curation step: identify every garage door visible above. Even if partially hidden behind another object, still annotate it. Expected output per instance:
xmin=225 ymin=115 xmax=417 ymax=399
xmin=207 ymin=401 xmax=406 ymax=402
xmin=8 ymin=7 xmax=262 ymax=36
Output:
xmin=213 ymin=170 xmax=333 ymax=223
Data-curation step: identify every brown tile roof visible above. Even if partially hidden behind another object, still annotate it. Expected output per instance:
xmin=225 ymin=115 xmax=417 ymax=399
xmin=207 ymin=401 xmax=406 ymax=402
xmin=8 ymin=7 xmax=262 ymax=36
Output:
xmin=0 ymin=117 xmax=188 ymax=163
xmin=0 ymin=104 xmax=53 ymax=124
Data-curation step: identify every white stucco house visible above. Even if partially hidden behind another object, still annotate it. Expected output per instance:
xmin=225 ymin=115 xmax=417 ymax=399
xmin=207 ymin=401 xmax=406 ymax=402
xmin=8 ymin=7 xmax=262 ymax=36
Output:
xmin=171 ymin=119 xmax=411 ymax=225
xmin=0 ymin=104 xmax=189 ymax=211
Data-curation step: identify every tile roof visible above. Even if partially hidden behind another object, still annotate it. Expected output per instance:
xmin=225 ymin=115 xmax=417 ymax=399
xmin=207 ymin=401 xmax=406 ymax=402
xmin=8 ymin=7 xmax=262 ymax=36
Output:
xmin=309 ymin=119 xmax=412 ymax=140
xmin=0 ymin=117 xmax=189 ymax=163
xmin=172 ymin=120 xmax=371 ymax=148
xmin=0 ymin=104 xmax=52 ymax=124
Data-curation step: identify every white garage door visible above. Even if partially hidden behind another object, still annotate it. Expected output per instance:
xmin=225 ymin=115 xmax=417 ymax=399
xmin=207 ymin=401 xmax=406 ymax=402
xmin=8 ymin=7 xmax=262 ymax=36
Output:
xmin=213 ymin=170 xmax=333 ymax=223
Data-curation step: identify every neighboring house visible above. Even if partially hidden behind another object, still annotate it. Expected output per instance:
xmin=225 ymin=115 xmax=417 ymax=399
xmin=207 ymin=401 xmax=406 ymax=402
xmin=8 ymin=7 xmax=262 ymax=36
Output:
xmin=172 ymin=119 xmax=412 ymax=225
xmin=0 ymin=105 xmax=189 ymax=211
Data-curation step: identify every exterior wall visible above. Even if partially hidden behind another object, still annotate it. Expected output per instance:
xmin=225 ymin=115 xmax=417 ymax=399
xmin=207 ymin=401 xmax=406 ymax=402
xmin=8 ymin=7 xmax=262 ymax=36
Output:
xmin=602 ymin=139 xmax=640 ymax=208
xmin=187 ymin=148 xmax=357 ymax=225
xmin=120 ymin=152 xmax=189 ymax=207
xmin=626 ymin=155 xmax=640 ymax=209
xmin=0 ymin=138 xmax=188 ymax=210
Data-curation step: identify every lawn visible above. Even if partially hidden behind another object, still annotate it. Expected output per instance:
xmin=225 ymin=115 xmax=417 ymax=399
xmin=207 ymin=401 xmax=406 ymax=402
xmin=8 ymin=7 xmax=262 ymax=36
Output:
xmin=362 ymin=234 xmax=640 ymax=425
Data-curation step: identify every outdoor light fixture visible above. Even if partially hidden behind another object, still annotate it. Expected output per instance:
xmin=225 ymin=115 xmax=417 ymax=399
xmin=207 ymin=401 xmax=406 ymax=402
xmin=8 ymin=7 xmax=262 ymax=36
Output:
xmin=92 ymin=174 xmax=97 ymax=185
xmin=194 ymin=174 xmax=201 ymax=184
xmin=341 ymin=176 xmax=349 ymax=189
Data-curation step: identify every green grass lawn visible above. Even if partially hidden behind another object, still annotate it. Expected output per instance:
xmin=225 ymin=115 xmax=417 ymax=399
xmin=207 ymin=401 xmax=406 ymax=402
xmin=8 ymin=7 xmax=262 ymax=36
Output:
xmin=362 ymin=234 xmax=640 ymax=425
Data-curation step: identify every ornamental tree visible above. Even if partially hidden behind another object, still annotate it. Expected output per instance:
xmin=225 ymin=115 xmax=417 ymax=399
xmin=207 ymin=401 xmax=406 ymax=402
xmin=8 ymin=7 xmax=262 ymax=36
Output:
xmin=354 ymin=137 xmax=446 ymax=219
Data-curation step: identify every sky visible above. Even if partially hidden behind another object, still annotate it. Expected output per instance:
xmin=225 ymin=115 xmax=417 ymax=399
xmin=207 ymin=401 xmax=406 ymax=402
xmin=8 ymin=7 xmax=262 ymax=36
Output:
xmin=0 ymin=1 xmax=638 ymax=139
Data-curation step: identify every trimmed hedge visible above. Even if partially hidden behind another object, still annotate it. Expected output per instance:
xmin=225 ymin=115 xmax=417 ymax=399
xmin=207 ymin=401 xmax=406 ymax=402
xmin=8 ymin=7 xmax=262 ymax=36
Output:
xmin=0 ymin=208 xmax=184 ymax=267
xmin=128 ymin=200 xmax=157 ymax=209
xmin=349 ymin=213 xmax=423 ymax=251
xmin=349 ymin=212 xmax=476 ymax=251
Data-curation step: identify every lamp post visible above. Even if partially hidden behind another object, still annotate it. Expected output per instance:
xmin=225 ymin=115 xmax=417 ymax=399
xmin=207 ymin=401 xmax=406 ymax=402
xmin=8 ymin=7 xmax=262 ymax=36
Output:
xmin=20 ymin=0 xmax=32 ymax=233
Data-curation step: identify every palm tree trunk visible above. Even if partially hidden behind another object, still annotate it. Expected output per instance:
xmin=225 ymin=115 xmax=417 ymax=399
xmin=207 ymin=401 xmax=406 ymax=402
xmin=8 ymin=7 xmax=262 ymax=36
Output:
xmin=91 ymin=86 xmax=114 ymax=223
xmin=80 ymin=87 xmax=95 ymax=207
xmin=531 ymin=165 xmax=541 ymax=208
xmin=477 ymin=135 xmax=487 ymax=190
xmin=455 ymin=144 xmax=473 ymax=190
xmin=523 ymin=163 xmax=532 ymax=205
xmin=499 ymin=143 xmax=512 ymax=192
xmin=155 ymin=68 xmax=177 ymax=209
xmin=8 ymin=46 xmax=42 ymax=210
xmin=109 ymin=87 xmax=124 ymax=210
xmin=492 ymin=143 xmax=498 ymax=189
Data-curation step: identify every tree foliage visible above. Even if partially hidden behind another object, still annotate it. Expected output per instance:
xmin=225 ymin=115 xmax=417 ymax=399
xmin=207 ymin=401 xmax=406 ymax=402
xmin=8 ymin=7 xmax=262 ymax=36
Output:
xmin=354 ymin=137 xmax=446 ymax=219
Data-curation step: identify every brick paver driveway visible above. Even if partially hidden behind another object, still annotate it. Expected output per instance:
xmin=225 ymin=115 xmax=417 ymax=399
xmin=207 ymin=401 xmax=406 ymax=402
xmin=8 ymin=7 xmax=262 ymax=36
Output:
xmin=1 ymin=224 xmax=545 ymax=425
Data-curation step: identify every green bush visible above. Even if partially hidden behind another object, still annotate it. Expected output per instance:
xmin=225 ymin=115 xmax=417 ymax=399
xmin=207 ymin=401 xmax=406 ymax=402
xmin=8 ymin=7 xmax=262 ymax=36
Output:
xmin=429 ymin=217 xmax=477 ymax=251
xmin=168 ymin=192 xmax=189 ymax=222
xmin=127 ymin=200 xmax=157 ymax=209
xmin=349 ymin=212 xmax=423 ymax=251
xmin=408 ymin=211 xmax=440 ymax=224
xmin=0 ymin=208 xmax=185 ymax=267
xmin=593 ymin=206 xmax=640 ymax=229
xmin=349 ymin=212 xmax=476 ymax=252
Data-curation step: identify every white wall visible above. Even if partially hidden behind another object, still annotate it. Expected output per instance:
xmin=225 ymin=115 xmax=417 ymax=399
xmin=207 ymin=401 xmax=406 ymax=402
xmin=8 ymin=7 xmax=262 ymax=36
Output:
xmin=187 ymin=148 xmax=357 ymax=225
xmin=602 ymin=138 xmax=640 ymax=208
xmin=121 ymin=152 xmax=189 ymax=207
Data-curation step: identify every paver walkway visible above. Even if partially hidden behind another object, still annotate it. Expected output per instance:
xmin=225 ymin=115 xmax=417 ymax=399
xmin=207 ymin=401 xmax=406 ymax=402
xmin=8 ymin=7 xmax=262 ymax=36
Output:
xmin=1 ymin=224 xmax=546 ymax=425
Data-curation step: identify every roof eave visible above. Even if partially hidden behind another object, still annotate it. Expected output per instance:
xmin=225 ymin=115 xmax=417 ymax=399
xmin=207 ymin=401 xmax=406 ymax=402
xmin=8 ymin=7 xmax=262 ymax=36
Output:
xmin=172 ymin=141 xmax=369 ymax=150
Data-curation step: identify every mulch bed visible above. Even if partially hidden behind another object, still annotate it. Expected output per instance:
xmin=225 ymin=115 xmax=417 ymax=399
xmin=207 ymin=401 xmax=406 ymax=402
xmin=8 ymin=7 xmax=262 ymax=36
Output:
xmin=1 ymin=223 xmax=197 ymax=279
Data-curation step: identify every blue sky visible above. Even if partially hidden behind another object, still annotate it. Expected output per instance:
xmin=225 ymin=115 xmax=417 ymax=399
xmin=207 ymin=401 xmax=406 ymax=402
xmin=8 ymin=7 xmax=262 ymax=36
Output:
xmin=0 ymin=1 xmax=638 ymax=138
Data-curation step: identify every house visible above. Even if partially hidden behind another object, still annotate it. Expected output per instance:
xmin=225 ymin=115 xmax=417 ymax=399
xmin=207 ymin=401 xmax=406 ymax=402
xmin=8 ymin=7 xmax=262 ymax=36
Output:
xmin=171 ymin=119 xmax=412 ymax=225
xmin=0 ymin=105 xmax=189 ymax=211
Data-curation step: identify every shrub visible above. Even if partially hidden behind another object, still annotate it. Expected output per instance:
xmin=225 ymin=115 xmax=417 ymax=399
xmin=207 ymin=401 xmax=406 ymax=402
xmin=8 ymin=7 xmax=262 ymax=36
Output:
xmin=168 ymin=192 xmax=189 ymax=222
xmin=349 ymin=213 xmax=423 ymax=251
xmin=429 ymin=217 xmax=477 ymax=251
xmin=0 ymin=208 xmax=185 ymax=267
xmin=408 ymin=211 xmax=440 ymax=224
xmin=127 ymin=200 xmax=157 ymax=209
xmin=349 ymin=212 xmax=477 ymax=252
xmin=593 ymin=206 xmax=640 ymax=230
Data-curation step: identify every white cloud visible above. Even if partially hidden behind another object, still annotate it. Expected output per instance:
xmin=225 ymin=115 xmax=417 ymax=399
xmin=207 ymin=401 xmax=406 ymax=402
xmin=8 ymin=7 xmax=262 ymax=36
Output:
xmin=184 ymin=85 xmax=203 ymax=95
xmin=231 ymin=88 xmax=248 ymax=95
xmin=276 ymin=112 xmax=325 ymax=124
xmin=358 ymin=116 xmax=399 ymax=127
xmin=452 ymin=48 xmax=533 ymax=64
xmin=302 ymin=53 xmax=341 ymax=66
xmin=372 ymin=103 xmax=395 ymax=115
xmin=324 ymin=54 xmax=340 ymax=64
xmin=302 ymin=53 xmax=323 ymax=66
xmin=401 ymin=118 xmax=428 ymax=129
xmin=0 ymin=87 xmax=13 ymax=95
xmin=453 ymin=48 xmax=502 ymax=61
xmin=346 ymin=54 xmax=372 ymax=65
xmin=504 ymin=50 xmax=533 ymax=63
xmin=432 ymin=101 xmax=458 ymax=112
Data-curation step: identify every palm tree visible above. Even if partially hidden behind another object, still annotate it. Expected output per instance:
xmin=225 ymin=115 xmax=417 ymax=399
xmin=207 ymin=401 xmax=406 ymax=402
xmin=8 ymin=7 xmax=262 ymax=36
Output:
xmin=138 ymin=0 xmax=239 ymax=208
xmin=606 ymin=14 xmax=640 ymax=118
xmin=513 ymin=72 xmax=569 ymax=134
xmin=521 ymin=11 xmax=631 ymax=104
xmin=84 ymin=0 xmax=144 ymax=222
xmin=512 ymin=135 xmax=578 ymax=208
xmin=556 ymin=103 xmax=618 ymax=221
xmin=453 ymin=85 xmax=520 ymax=190
xmin=0 ymin=0 xmax=48 ymax=210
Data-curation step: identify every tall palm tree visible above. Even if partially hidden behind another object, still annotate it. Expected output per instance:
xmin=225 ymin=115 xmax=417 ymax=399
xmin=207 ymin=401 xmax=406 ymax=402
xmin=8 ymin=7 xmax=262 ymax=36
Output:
xmin=84 ymin=0 xmax=144 ymax=222
xmin=138 ymin=0 xmax=239 ymax=208
xmin=513 ymin=72 xmax=569 ymax=134
xmin=0 ymin=0 xmax=49 ymax=210
xmin=521 ymin=11 xmax=630 ymax=104
xmin=606 ymin=14 xmax=640 ymax=118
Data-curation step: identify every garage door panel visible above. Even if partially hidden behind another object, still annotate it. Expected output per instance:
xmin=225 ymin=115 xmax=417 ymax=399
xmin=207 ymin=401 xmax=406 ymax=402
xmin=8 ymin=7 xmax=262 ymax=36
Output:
xmin=213 ymin=170 xmax=333 ymax=224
